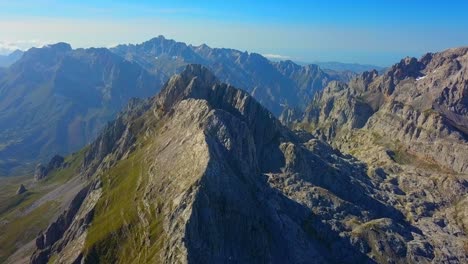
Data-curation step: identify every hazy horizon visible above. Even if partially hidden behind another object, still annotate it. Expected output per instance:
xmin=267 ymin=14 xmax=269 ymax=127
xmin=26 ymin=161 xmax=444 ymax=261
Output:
xmin=1 ymin=0 xmax=468 ymax=66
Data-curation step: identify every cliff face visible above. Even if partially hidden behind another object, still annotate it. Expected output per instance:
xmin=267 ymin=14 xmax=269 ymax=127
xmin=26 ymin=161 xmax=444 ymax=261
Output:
xmin=301 ymin=47 xmax=468 ymax=174
xmin=295 ymin=48 xmax=468 ymax=263
xmin=24 ymin=65 xmax=455 ymax=264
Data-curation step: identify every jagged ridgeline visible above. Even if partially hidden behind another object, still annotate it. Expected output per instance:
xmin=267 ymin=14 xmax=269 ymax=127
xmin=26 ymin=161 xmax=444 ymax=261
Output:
xmin=293 ymin=48 xmax=468 ymax=263
xmin=298 ymin=47 xmax=468 ymax=173
xmin=0 ymin=64 xmax=452 ymax=264
xmin=0 ymin=36 xmax=346 ymax=176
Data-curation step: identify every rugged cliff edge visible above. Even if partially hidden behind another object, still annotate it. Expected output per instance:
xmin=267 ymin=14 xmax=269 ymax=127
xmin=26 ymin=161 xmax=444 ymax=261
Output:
xmin=21 ymin=65 xmax=465 ymax=264
xmin=300 ymin=47 xmax=468 ymax=174
xmin=293 ymin=48 xmax=468 ymax=263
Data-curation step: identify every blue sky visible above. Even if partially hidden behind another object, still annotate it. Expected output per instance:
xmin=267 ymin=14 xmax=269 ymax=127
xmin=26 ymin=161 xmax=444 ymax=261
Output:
xmin=1 ymin=0 xmax=468 ymax=66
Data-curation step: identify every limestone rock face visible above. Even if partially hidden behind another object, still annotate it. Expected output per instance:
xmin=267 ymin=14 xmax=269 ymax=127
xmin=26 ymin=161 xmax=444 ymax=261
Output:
xmin=301 ymin=47 xmax=468 ymax=173
xmin=27 ymin=65 xmax=466 ymax=263
xmin=297 ymin=48 xmax=468 ymax=263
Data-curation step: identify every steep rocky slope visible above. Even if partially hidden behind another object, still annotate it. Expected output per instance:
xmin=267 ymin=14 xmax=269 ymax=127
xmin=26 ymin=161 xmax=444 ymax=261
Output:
xmin=11 ymin=65 xmax=462 ymax=264
xmin=293 ymin=48 xmax=468 ymax=263
xmin=0 ymin=43 xmax=160 ymax=175
xmin=300 ymin=47 xmax=468 ymax=174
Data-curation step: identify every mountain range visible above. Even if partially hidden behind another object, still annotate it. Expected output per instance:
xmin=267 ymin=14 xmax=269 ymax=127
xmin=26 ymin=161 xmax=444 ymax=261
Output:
xmin=0 ymin=36 xmax=349 ymax=176
xmin=0 ymin=36 xmax=466 ymax=264
xmin=111 ymin=35 xmax=350 ymax=113
xmin=0 ymin=58 xmax=465 ymax=263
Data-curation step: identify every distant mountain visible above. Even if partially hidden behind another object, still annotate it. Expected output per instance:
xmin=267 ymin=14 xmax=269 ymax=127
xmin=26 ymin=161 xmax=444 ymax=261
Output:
xmin=0 ymin=36 xmax=341 ymax=175
xmin=0 ymin=43 xmax=160 ymax=175
xmin=112 ymin=36 xmax=339 ymax=115
xmin=0 ymin=50 xmax=24 ymax=67
xmin=312 ymin=61 xmax=385 ymax=73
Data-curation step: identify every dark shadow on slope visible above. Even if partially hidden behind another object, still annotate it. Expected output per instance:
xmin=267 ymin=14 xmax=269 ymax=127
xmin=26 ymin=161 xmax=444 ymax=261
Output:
xmin=184 ymin=119 xmax=421 ymax=263
xmin=184 ymin=157 xmax=376 ymax=264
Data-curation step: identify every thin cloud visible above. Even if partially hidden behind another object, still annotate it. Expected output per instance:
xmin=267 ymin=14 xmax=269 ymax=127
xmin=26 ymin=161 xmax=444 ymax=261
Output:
xmin=262 ymin=53 xmax=291 ymax=60
xmin=0 ymin=39 xmax=49 ymax=54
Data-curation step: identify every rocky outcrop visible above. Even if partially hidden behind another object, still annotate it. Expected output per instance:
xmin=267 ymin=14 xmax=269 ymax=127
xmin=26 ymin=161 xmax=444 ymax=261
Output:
xmin=33 ymin=164 xmax=47 ymax=181
xmin=16 ymin=184 xmax=27 ymax=195
xmin=34 ymin=155 xmax=66 ymax=181
xmin=30 ymin=186 xmax=90 ymax=264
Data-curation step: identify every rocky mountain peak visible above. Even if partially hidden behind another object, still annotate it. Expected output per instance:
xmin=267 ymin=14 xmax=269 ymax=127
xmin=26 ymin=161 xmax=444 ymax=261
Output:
xmin=419 ymin=52 xmax=433 ymax=65
xmin=9 ymin=49 xmax=24 ymax=57
xmin=178 ymin=64 xmax=217 ymax=82
xmin=386 ymin=56 xmax=423 ymax=80
xmin=44 ymin=42 xmax=72 ymax=52
xmin=9 ymin=42 xmax=72 ymax=71
xmin=155 ymin=64 xmax=218 ymax=110
xmin=360 ymin=69 xmax=379 ymax=84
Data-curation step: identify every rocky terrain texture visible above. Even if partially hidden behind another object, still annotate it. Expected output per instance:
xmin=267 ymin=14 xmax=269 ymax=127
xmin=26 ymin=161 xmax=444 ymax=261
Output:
xmin=293 ymin=48 xmax=468 ymax=262
xmin=3 ymin=65 xmax=458 ymax=264
xmin=300 ymin=47 xmax=468 ymax=174
xmin=0 ymin=43 xmax=160 ymax=175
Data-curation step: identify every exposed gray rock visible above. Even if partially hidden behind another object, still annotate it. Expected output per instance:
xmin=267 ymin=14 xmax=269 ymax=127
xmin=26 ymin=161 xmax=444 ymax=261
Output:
xmin=30 ymin=186 xmax=89 ymax=263
xmin=16 ymin=184 xmax=27 ymax=195
xmin=296 ymin=47 xmax=468 ymax=263
xmin=33 ymin=155 xmax=66 ymax=181
xmin=33 ymin=164 xmax=47 ymax=181
xmin=300 ymin=47 xmax=468 ymax=174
